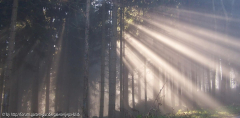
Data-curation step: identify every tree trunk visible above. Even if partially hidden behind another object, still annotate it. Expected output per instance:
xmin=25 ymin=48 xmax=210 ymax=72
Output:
xmin=170 ymin=58 xmax=175 ymax=108
xmin=122 ymin=5 xmax=126 ymax=117
xmin=162 ymin=69 xmax=166 ymax=107
xmin=182 ymin=68 xmax=188 ymax=107
xmin=211 ymin=0 xmax=216 ymax=98
xmin=207 ymin=65 xmax=211 ymax=94
xmin=138 ymin=72 xmax=141 ymax=104
xmin=156 ymin=67 xmax=159 ymax=101
xmin=178 ymin=63 xmax=182 ymax=107
xmin=153 ymin=65 xmax=159 ymax=100
xmin=2 ymin=0 xmax=18 ymax=114
xmin=31 ymin=55 xmax=40 ymax=114
xmin=99 ymin=2 xmax=106 ymax=118
xmin=144 ymin=59 xmax=147 ymax=113
xmin=220 ymin=0 xmax=230 ymax=105
xmin=191 ymin=64 xmax=197 ymax=108
xmin=83 ymin=0 xmax=90 ymax=117
xmin=220 ymin=60 xmax=227 ymax=104
xmin=123 ymin=67 xmax=129 ymax=113
xmin=0 ymin=69 xmax=4 ymax=115
xmin=132 ymin=71 xmax=135 ymax=108
xmin=119 ymin=0 xmax=124 ymax=117
xmin=108 ymin=0 xmax=117 ymax=117
xmin=0 ymin=43 xmax=5 ymax=114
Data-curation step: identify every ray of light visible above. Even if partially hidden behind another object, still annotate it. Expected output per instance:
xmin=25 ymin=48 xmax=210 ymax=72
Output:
xmin=164 ymin=7 xmax=240 ymax=23
xmin=124 ymin=32 xmax=224 ymax=109
xmin=118 ymin=38 xmax=221 ymax=112
xmin=141 ymin=16 xmax=240 ymax=67
xmin=117 ymin=40 xmax=179 ymax=107
xmin=131 ymin=23 xmax=232 ymax=77
xmin=134 ymin=24 xmax=211 ymax=66
xmin=47 ymin=20 xmax=66 ymax=113
xmin=117 ymin=40 xmax=146 ymax=73
xmin=150 ymin=10 xmax=240 ymax=50
xmin=155 ymin=6 xmax=240 ymax=34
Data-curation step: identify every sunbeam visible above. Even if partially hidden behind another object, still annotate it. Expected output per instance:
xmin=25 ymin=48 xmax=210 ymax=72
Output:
xmin=141 ymin=16 xmax=240 ymax=67
xmin=1 ymin=0 xmax=240 ymax=117
xmin=124 ymin=33 xmax=226 ymax=110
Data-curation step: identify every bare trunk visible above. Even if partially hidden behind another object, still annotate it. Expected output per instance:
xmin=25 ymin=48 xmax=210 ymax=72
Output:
xmin=211 ymin=0 xmax=216 ymax=97
xmin=154 ymin=66 xmax=159 ymax=103
xmin=121 ymin=4 xmax=126 ymax=117
xmin=170 ymin=58 xmax=175 ymax=108
xmin=99 ymin=2 xmax=106 ymax=118
xmin=0 ymin=43 xmax=5 ymax=114
xmin=132 ymin=72 xmax=135 ymax=108
xmin=191 ymin=64 xmax=197 ymax=108
xmin=108 ymin=0 xmax=117 ymax=117
xmin=83 ymin=0 xmax=90 ymax=117
xmin=31 ymin=55 xmax=40 ymax=114
xmin=119 ymin=0 xmax=124 ymax=117
xmin=220 ymin=0 xmax=229 ymax=105
xmin=123 ymin=67 xmax=129 ymax=111
xmin=0 ymin=69 xmax=3 ymax=114
xmin=144 ymin=59 xmax=147 ymax=113
xmin=137 ymin=72 xmax=141 ymax=104
xmin=2 ymin=0 xmax=18 ymax=114
xmin=178 ymin=63 xmax=182 ymax=107
xmin=207 ymin=65 xmax=211 ymax=94
xmin=162 ymin=69 xmax=166 ymax=106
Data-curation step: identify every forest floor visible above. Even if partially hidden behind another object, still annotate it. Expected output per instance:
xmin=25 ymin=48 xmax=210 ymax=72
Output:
xmin=133 ymin=105 xmax=240 ymax=118
xmin=156 ymin=105 xmax=240 ymax=118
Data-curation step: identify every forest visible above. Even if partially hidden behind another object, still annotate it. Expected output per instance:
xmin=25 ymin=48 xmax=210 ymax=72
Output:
xmin=0 ymin=0 xmax=240 ymax=118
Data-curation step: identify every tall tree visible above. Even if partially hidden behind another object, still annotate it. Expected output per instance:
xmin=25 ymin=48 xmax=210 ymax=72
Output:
xmin=144 ymin=59 xmax=147 ymax=113
xmin=211 ymin=0 xmax=216 ymax=98
xmin=0 ymin=39 xmax=5 ymax=114
xmin=178 ymin=63 xmax=182 ymax=107
xmin=170 ymin=58 xmax=175 ymax=108
xmin=83 ymin=0 xmax=91 ymax=117
xmin=31 ymin=53 xmax=40 ymax=114
xmin=191 ymin=64 xmax=197 ymax=108
xmin=123 ymin=66 xmax=129 ymax=113
xmin=220 ymin=0 xmax=230 ymax=105
xmin=153 ymin=65 xmax=159 ymax=100
xmin=99 ymin=1 xmax=106 ymax=118
xmin=162 ymin=69 xmax=166 ymax=106
xmin=2 ymin=0 xmax=18 ymax=113
xmin=119 ymin=0 xmax=124 ymax=117
xmin=132 ymin=71 xmax=135 ymax=108
xmin=138 ymin=71 xmax=141 ymax=104
xmin=0 ymin=68 xmax=3 ymax=114
xmin=108 ymin=0 xmax=117 ymax=117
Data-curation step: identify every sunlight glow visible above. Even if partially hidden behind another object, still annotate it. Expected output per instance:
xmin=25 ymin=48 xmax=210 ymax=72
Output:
xmin=124 ymin=32 xmax=224 ymax=109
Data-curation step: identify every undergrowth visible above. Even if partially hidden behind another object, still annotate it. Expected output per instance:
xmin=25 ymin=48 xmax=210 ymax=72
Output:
xmin=135 ymin=105 xmax=240 ymax=118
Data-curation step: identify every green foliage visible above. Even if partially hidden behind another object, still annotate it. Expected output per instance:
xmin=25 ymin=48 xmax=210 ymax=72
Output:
xmin=137 ymin=115 xmax=143 ymax=118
